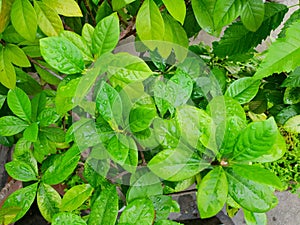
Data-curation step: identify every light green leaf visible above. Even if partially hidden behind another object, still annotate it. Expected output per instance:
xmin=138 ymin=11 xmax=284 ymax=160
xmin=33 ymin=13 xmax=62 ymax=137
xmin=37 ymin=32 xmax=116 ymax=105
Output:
xmin=82 ymin=23 xmax=94 ymax=50
xmin=112 ymin=0 xmax=136 ymax=10
xmin=283 ymin=115 xmax=300 ymax=133
xmin=155 ymin=221 xmax=182 ymax=225
xmin=243 ymin=209 xmax=267 ymax=225
xmin=0 ymin=0 xmax=14 ymax=33
xmin=42 ymin=146 xmax=80 ymax=185
xmin=127 ymin=168 xmax=163 ymax=203
xmin=60 ymin=30 xmax=93 ymax=62
xmin=4 ymin=44 xmax=30 ymax=67
xmin=10 ymin=0 xmax=37 ymax=41
xmin=52 ymin=213 xmax=87 ymax=225
xmin=0 ymin=47 xmax=16 ymax=89
xmin=225 ymin=77 xmax=260 ymax=104
xmin=278 ymin=8 xmax=300 ymax=38
xmin=129 ymin=105 xmax=157 ymax=132
xmin=108 ymin=52 xmax=153 ymax=83
xmin=33 ymin=132 xmax=56 ymax=162
xmin=162 ymin=0 xmax=186 ymax=24
xmin=136 ymin=0 xmax=165 ymax=50
xmin=88 ymin=185 xmax=118 ymax=225
xmin=23 ymin=122 xmax=39 ymax=142
xmin=1 ymin=183 xmax=38 ymax=223
xmin=232 ymin=164 xmax=283 ymax=190
xmin=254 ymin=20 xmax=300 ymax=79
xmin=232 ymin=117 xmax=279 ymax=162
xmin=37 ymin=108 xmax=60 ymax=127
xmin=41 ymin=127 xmax=65 ymax=143
xmin=92 ymin=13 xmax=119 ymax=57
xmin=197 ymin=167 xmax=228 ymax=218
xmin=40 ymin=37 xmax=85 ymax=74
xmin=61 ymin=184 xmax=93 ymax=212
xmin=0 ymin=116 xmax=28 ymax=136
xmin=148 ymin=144 xmax=210 ymax=181
xmin=119 ymin=198 xmax=155 ymax=225
xmin=150 ymin=195 xmax=180 ymax=221
xmin=43 ymin=0 xmax=82 ymax=17
xmin=37 ymin=183 xmax=61 ymax=222
xmin=226 ymin=168 xmax=277 ymax=212
xmin=31 ymin=91 xmax=47 ymax=121
xmin=5 ymin=160 xmax=37 ymax=181
xmin=0 ymin=206 xmax=22 ymax=225
xmin=7 ymin=87 xmax=31 ymax=122
xmin=34 ymin=1 xmax=64 ymax=37
xmin=241 ymin=0 xmax=264 ymax=32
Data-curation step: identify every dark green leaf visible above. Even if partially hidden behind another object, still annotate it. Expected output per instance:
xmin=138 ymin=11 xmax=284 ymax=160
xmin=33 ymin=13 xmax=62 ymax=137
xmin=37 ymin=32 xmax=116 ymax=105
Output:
xmin=183 ymin=4 xmax=201 ymax=38
xmin=61 ymin=184 xmax=94 ymax=212
xmin=15 ymin=68 xmax=42 ymax=95
xmin=23 ymin=122 xmax=39 ymax=142
xmin=7 ymin=87 xmax=31 ymax=122
xmin=148 ymin=144 xmax=210 ymax=181
xmin=31 ymin=92 xmax=47 ymax=122
xmin=52 ymin=212 xmax=87 ymax=225
xmin=226 ymin=168 xmax=277 ymax=212
xmin=92 ymin=13 xmax=119 ymax=58
xmin=10 ymin=0 xmax=37 ymax=41
xmin=34 ymin=60 xmax=61 ymax=86
xmin=241 ymin=0 xmax=264 ymax=32
xmin=84 ymin=157 xmax=110 ymax=188
xmin=150 ymin=195 xmax=180 ymax=221
xmin=41 ymin=127 xmax=65 ymax=143
xmin=197 ymin=167 xmax=228 ymax=218
xmin=0 ymin=116 xmax=28 ymax=136
xmin=281 ymin=67 xmax=300 ymax=87
xmin=88 ymin=185 xmax=118 ymax=225
xmin=5 ymin=160 xmax=37 ymax=181
xmin=225 ymin=77 xmax=260 ymax=104
xmin=42 ymin=146 xmax=80 ymax=185
xmin=37 ymin=183 xmax=61 ymax=222
xmin=275 ymin=105 xmax=300 ymax=125
xmin=119 ymin=198 xmax=155 ymax=225
xmin=232 ymin=164 xmax=283 ymax=190
xmin=283 ymin=87 xmax=300 ymax=104
xmin=213 ymin=3 xmax=287 ymax=57
xmin=1 ymin=183 xmax=38 ymax=222
xmin=95 ymin=0 xmax=113 ymax=23
xmin=232 ymin=117 xmax=278 ymax=162
xmin=40 ymin=37 xmax=85 ymax=74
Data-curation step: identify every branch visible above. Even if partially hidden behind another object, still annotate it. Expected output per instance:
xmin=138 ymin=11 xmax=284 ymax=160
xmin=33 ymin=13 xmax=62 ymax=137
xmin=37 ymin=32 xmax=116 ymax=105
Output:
xmin=119 ymin=17 xmax=136 ymax=41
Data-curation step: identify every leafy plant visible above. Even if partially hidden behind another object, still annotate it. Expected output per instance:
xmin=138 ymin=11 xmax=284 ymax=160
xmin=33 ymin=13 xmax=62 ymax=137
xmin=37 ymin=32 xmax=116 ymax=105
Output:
xmin=0 ymin=0 xmax=299 ymax=225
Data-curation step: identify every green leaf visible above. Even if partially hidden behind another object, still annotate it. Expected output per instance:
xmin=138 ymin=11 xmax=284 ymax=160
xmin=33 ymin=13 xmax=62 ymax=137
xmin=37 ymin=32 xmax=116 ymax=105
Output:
xmin=232 ymin=164 xmax=283 ymax=190
xmin=162 ymin=0 xmax=186 ymax=24
xmin=60 ymin=30 xmax=93 ymax=62
xmin=42 ymin=146 xmax=80 ymax=185
xmin=7 ymin=87 xmax=31 ymax=122
xmin=31 ymin=91 xmax=47 ymax=121
xmin=107 ymin=134 xmax=137 ymax=166
xmin=55 ymin=76 xmax=81 ymax=115
xmin=226 ymin=168 xmax=277 ymax=212
xmin=213 ymin=2 xmax=287 ymax=58
xmin=88 ymin=185 xmax=118 ymax=225
xmin=240 ymin=0 xmax=264 ymax=32
xmin=183 ymin=4 xmax=201 ymax=38
xmin=37 ymin=183 xmax=61 ymax=222
xmin=0 ymin=116 xmax=28 ymax=136
xmin=34 ymin=1 xmax=64 ymax=37
xmin=43 ymin=0 xmax=82 ymax=17
xmin=23 ymin=122 xmax=39 ymax=142
xmin=0 ymin=0 xmax=13 ymax=33
xmin=95 ymin=0 xmax=113 ymax=23
xmin=254 ymin=20 xmax=300 ymax=79
xmin=232 ymin=117 xmax=278 ymax=162
xmin=41 ymin=127 xmax=65 ymax=143
xmin=119 ymin=198 xmax=155 ymax=225
xmin=197 ymin=167 xmax=228 ymax=218
xmin=148 ymin=144 xmax=210 ymax=181
xmin=243 ymin=209 xmax=267 ymax=225
xmin=2 ymin=183 xmax=38 ymax=223
xmin=155 ymin=221 xmax=182 ymax=225
xmin=37 ymin=108 xmax=60 ymax=127
xmin=278 ymin=8 xmax=300 ymax=38
xmin=33 ymin=132 xmax=56 ymax=162
xmin=92 ymin=13 xmax=119 ymax=57
xmin=52 ymin=212 xmax=87 ymax=225
xmin=225 ymin=77 xmax=260 ymax=104
xmin=283 ymin=87 xmax=300 ymax=104
xmin=10 ymin=0 xmax=37 ymax=42
xmin=4 ymin=44 xmax=30 ymax=67
xmin=61 ymin=184 xmax=94 ymax=212
xmin=127 ymin=168 xmax=163 ymax=203
xmin=15 ymin=68 xmax=42 ymax=95
xmin=108 ymin=52 xmax=153 ymax=83
xmin=0 ymin=94 xmax=6 ymax=109
xmin=112 ymin=0 xmax=136 ymax=10
xmin=82 ymin=23 xmax=94 ymax=50
xmin=96 ymin=81 xmax=123 ymax=125
xmin=0 ymin=47 xmax=16 ymax=89
xmin=283 ymin=115 xmax=300 ymax=133
xmin=281 ymin=66 xmax=300 ymax=87
xmin=84 ymin=157 xmax=110 ymax=188
xmin=40 ymin=37 xmax=85 ymax=74
xmin=5 ymin=160 xmax=37 ymax=181
xmin=129 ymin=105 xmax=157 ymax=132
xmin=150 ymin=195 xmax=180 ymax=221
xmin=136 ymin=0 xmax=165 ymax=50
xmin=0 ymin=206 xmax=22 ymax=225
